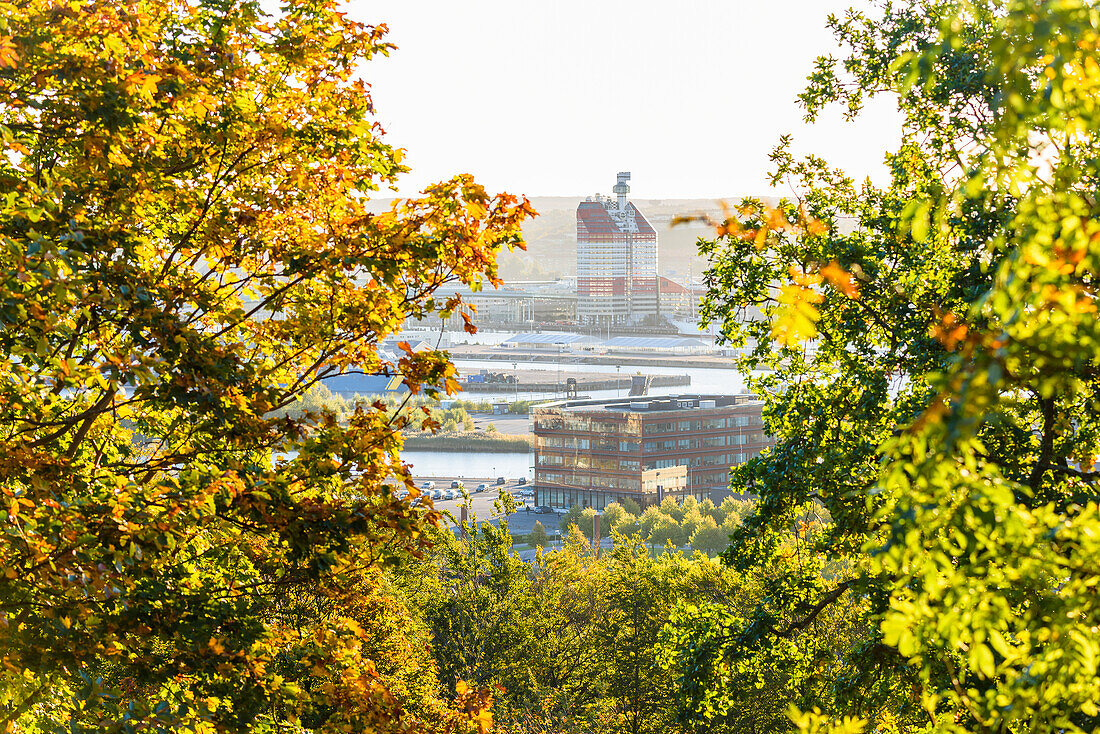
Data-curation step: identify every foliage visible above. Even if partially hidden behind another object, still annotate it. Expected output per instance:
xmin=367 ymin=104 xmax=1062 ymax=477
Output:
xmin=418 ymin=519 xmax=608 ymax=733
xmin=269 ymin=383 xmax=350 ymax=421
xmin=558 ymin=504 xmax=596 ymax=540
xmin=506 ymin=401 xmax=536 ymax=415
xmin=0 ymin=0 xmax=532 ymax=731
xmin=416 ymin=515 xmax=785 ymax=734
xmin=527 ymin=521 xmax=549 ymax=550
xmin=680 ymin=0 xmax=1100 ymax=731
xmin=597 ymin=539 xmax=693 ymax=734
xmin=660 ymin=534 xmax=870 ymax=734
xmin=687 ymin=516 xmax=729 ymax=556
xmin=401 ymin=431 xmax=533 ymax=453
xmin=601 ymin=502 xmax=639 ymax=536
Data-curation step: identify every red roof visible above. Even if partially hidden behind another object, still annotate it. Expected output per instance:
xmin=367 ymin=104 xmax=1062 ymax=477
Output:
xmin=577 ymin=200 xmax=657 ymax=239
xmin=657 ymin=277 xmax=690 ymax=294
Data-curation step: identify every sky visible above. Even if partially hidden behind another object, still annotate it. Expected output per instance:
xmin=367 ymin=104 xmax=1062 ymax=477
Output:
xmin=348 ymin=0 xmax=901 ymax=200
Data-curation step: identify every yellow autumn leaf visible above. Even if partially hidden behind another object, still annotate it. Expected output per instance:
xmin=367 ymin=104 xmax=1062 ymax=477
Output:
xmin=772 ymin=283 xmax=823 ymax=347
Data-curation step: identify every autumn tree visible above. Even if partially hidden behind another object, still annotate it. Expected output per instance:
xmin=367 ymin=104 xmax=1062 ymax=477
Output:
xmin=0 ymin=0 xmax=531 ymax=731
xmin=673 ymin=0 xmax=1100 ymax=731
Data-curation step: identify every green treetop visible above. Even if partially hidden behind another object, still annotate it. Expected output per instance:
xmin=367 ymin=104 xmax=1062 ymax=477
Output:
xmin=671 ymin=1 xmax=1100 ymax=731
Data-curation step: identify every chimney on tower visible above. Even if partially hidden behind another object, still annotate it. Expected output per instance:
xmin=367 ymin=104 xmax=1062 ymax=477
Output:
xmin=613 ymin=171 xmax=631 ymax=211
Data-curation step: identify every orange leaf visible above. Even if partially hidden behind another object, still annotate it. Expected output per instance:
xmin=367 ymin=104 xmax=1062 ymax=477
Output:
xmin=820 ymin=261 xmax=860 ymax=299
xmin=0 ymin=37 xmax=18 ymax=69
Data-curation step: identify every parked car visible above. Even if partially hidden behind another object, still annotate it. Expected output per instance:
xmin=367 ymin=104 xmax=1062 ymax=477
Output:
xmin=475 ymin=483 xmax=489 ymax=493
xmin=431 ymin=488 xmax=443 ymax=500
xmin=443 ymin=489 xmax=456 ymax=500
xmin=517 ymin=477 xmax=527 ymax=485
xmin=495 ymin=476 xmax=506 ymax=485
xmin=420 ymin=481 xmax=436 ymax=491
xmin=533 ymin=506 xmax=553 ymax=515
xmin=450 ymin=480 xmax=463 ymax=489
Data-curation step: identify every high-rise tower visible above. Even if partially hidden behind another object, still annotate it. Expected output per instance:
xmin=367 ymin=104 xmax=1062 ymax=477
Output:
xmin=576 ymin=173 xmax=658 ymax=325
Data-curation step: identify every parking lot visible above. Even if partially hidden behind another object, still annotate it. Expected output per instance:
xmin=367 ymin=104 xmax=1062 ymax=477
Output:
xmin=403 ymin=476 xmax=559 ymax=536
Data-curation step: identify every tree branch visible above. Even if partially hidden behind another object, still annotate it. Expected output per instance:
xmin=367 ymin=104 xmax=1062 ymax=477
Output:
xmin=779 ymin=579 xmax=855 ymax=638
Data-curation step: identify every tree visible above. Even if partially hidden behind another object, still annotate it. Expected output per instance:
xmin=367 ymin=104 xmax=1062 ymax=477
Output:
xmin=602 ymin=501 xmax=639 ymax=536
xmin=716 ymin=496 xmax=752 ymax=526
xmin=598 ymin=539 xmax=678 ymax=734
xmin=679 ymin=507 xmax=706 ymax=543
xmin=559 ymin=504 xmax=595 ymax=541
xmin=421 ymin=520 xmax=609 ymax=734
xmin=638 ymin=506 xmax=663 ymax=551
xmin=648 ymin=514 xmax=682 ymax=549
xmin=659 ymin=495 xmax=685 ymax=522
xmin=687 ymin=516 xmax=729 ymax=557
xmin=528 ymin=520 xmax=549 ymax=549
xmin=0 ymin=1 xmax=532 ymax=731
xmin=418 ymin=520 xmax=535 ymax=708
xmin=676 ymin=0 xmax=1100 ymax=730
xmin=559 ymin=504 xmax=583 ymax=536
xmin=270 ymin=382 xmax=348 ymax=421
xmin=660 ymin=536 xmax=870 ymax=734
xmin=697 ymin=498 xmax=720 ymax=523
xmin=512 ymin=527 xmax=608 ymax=730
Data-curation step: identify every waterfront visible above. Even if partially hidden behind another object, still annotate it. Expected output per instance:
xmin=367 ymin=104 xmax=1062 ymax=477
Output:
xmin=450 ymin=357 xmax=755 ymax=401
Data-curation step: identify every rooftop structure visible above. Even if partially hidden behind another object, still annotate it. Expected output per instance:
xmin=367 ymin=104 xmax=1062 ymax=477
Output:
xmin=532 ymin=394 xmax=773 ymax=509
xmin=600 ymin=336 xmax=710 ymax=354
xmin=576 ymin=173 xmax=659 ymax=325
xmin=501 ymin=332 xmax=600 ymax=348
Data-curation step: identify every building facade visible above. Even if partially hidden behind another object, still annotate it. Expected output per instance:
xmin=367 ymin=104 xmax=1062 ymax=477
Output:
xmin=576 ymin=172 xmax=659 ymax=325
xmin=532 ymin=395 xmax=772 ymax=509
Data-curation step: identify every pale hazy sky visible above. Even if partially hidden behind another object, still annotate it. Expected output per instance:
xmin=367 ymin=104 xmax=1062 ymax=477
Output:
xmin=348 ymin=0 xmax=901 ymax=200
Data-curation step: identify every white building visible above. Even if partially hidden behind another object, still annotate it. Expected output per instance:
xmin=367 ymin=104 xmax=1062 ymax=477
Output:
xmin=576 ymin=173 xmax=659 ymax=325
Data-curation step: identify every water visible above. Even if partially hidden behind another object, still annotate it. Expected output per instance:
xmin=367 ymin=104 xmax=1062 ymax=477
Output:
xmin=402 ymin=450 xmax=531 ymax=479
xmin=450 ymin=358 xmax=756 ymax=401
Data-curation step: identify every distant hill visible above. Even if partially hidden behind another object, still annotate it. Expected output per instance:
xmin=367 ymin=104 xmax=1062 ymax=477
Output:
xmin=505 ymin=196 xmax=776 ymax=281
